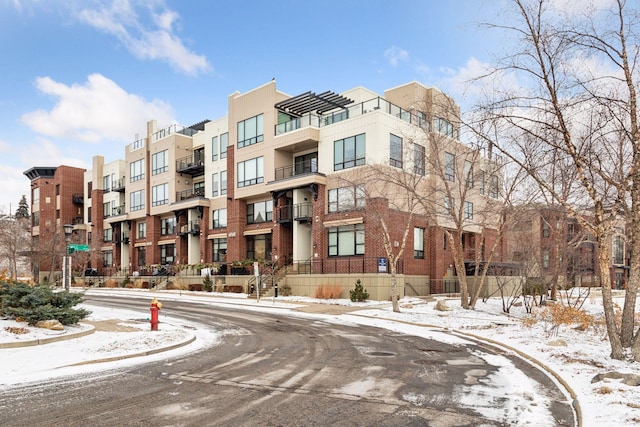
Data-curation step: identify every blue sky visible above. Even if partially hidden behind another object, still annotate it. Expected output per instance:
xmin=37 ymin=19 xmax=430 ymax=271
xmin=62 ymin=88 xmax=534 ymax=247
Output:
xmin=0 ymin=0 xmax=503 ymax=213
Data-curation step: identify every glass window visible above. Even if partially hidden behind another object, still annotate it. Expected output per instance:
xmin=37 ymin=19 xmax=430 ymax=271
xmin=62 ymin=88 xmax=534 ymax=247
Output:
xmin=161 ymin=217 xmax=176 ymax=235
xmin=194 ymin=181 xmax=205 ymax=197
xmin=464 ymin=161 xmax=473 ymax=188
xmin=390 ymin=134 xmax=403 ymax=168
xmin=221 ymin=170 xmax=227 ymax=196
xmin=490 ymin=175 xmax=499 ymax=198
xmin=542 ymin=249 xmax=550 ymax=269
xmin=328 ymin=223 xmax=365 ymax=256
xmin=414 ymin=227 xmax=425 ymax=259
xmin=212 ymin=238 xmax=227 ymax=262
xmin=613 ymin=235 xmax=625 ymax=265
xmin=152 ymin=150 xmax=168 ymax=175
xmin=220 ymin=132 xmax=228 ymax=159
xmin=414 ymin=144 xmax=425 ymax=175
xmin=160 ymin=244 xmax=175 ymax=264
xmin=103 ymin=201 xmax=111 ymax=218
xmin=445 ymin=196 xmax=454 ymax=214
xmin=237 ymin=157 xmax=264 ymax=188
xmin=247 ymin=200 xmax=273 ymax=224
xmin=32 ymin=187 xmax=40 ymax=204
xmin=137 ymin=221 xmax=146 ymax=239
xmin=542 ymin=221 xmax=550 ymax=238
xmin=137 ymin=246 xmax=146 ymax=267
xmin=103 ymin=250 xmax=113 ymax=268
xmin=212 ymin=173 xmax=219 ymax=197
xmin=103 ymin=175 xmax=110 ymax=192
xmin=479 ymin=170 xmax=486 ymax=195
xmin=464 ymin=201 xmax=473 ymax=220
xmin=445 ymin=152 xmax=455 ymax=182
xmin=434 ymin=117 xmax=455 ymax=138
xmin=246 ymin=233 xmax=272 ymax=260
xmin=328 ymin=185 xmax=365 ymax=212
xmin=213 ymin=209 xmax=227 ymax=228
xmin=103 ymin=228 xmax=112 ymax=242
xmin=237 ymin=114 xmax=264 ymax=148
xmin=130 ymin=159 xmax=144 ymax=182
xmin=152 ymin=183 xmax=168 ymax=206
xmin=212 ymin=136 xmax=219 ymax=161
xmin=334 ymin=133 xmax=366 ymax=171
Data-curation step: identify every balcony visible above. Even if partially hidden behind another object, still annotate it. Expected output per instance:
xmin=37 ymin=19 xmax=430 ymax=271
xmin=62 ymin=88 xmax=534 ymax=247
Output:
xmin=179 ymin=221 xmax=201 ymax=236
xmin=274 ymin=158 xmax=318 ymax=181
xmin=176 ymin=187 xmax=205 ymax=202
xmin=112 ymin=178 xmax=126 ymax=192
xmin=276 ymin=202 xmax=313 ymax=224
xmin=72 ymin=194 xmax=84 ymax=204
xmin=176 ymin=151 xmax=205 ymax=177
xmin=112 ymin=204 xmax=125 ymax=217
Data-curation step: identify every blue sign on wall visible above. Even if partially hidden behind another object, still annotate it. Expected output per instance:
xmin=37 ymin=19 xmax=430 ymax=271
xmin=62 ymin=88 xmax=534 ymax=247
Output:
xmin=378 ymin=257 xmax=387 ymax=273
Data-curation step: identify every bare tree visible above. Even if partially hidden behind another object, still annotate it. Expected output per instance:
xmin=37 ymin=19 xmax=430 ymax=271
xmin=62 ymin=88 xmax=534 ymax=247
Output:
xmin=474 ymin=0 xmax=640 ymax=360
xmin=0 ymin=216 xmax=31 ymax=278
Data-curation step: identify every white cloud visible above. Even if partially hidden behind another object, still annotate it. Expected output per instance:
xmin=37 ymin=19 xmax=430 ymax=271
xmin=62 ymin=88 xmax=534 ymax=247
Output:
xmin=21 ymin=73 xmax=175 ymax=143
xmin=76 ymin=0 xmax=211 ymax=76
xmin=384 ymin=46 xmax=409 ymax=67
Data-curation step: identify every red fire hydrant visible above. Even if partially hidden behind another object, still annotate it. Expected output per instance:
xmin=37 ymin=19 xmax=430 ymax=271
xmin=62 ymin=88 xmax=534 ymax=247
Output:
xmin=150 ymin=298 xmax=162 ymax=331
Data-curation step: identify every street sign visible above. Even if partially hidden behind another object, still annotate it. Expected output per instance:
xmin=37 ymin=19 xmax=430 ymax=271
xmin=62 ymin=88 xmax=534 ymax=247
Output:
xmin=68 ymin=244 xmax=89 ymax=252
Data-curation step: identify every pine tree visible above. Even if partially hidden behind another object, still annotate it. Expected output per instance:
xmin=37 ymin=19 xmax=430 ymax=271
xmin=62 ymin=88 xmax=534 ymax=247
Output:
xmin=14 ymin=195 xmax=29 ymax=219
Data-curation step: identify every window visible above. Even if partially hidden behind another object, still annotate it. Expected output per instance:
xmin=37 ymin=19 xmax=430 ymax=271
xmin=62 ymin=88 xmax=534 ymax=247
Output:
xmin=137 ymin=246 xmax=146 ymax=267
xmin=237 ymin=114 xmax=264 ymax=148
xmin=56 ymin=184 xmax=60 ymax=196
xmin=434 ymin=117 xmax=454 ymax=138
xmin=414 ymin=227 xmax=425 ymax=259
xmin=103 ymin=250 xmax=113 ymax=268
xmin=160 ymin=244 xmax=175 ymax=264
xmin=237 ymin=157 xmax=264 ymax=188
xmin=479 ymin=170 xmax=486 ymax=195
xmin=103 ymin=201 xmax=111 ymax=218
xmin=152 ymin=150 xmax=168 ymax=175
xmin=542 ymin=249 xmax=550 ymax=269
xmin=328 ymin=223 xmax=365 ymax=256
xmin=32 ymin=187 xmax=40 ymax=204
xmin=212 ymin=173 xmax=219 ymax=197
xmin=87 ymin=182 xmax=92 ymax=199
xmin=103 ymin=228 xmax=112 ymax=243
xmin=414 ymin=144 xmax=425 ymax=175
xmin=221 ymin=171 xmax=227 ymax=196
xmin=212 ymin=136 xmax=219 ymax=161
xmin=137 ymin=221 xmax=146 ymax=239
xmin=390 ymin=134 xmax=403 ymax=168
xmin=152 ymin=183 xmax=168 ymax=206
xmin=613 ymin=235 xmax=624 ymax=265
xmin=334 ymin=134 xmax=365 ymax=171
xmin=213 ymin=209 xmax=227 ymax=228
xmin=220 ymin=132 xmax=228 ymax=159
xmin=542 ymin=221 xmax=550 ymax=238
xmin=444 ymin=152 xmax=455 ymax=182
xmin=464 ymin=201 xmax=473 ymax=220
xmin=193 ymin=181 xmax=205 ymax=197
xmin=103 ymin=176 xmax=110 ymax=192
xmin=328 ymin=185 xmax=365 ymax=212
xmin=212 ymin=238 xmax=227 ymax=262
xmin=294 ymin=152 xmax=318 ymax=174
xmin=161 ymin=217 xmax=176 ymax=235
xmin=445 ymin=196 xmax=454 ymax=214
xmin=464 ymin=161 xmax=473 ymax=188
xmin=247 ymin=200 xmax=273 ymax=224
xmin=490 ymin=175 xmax=499 ymax=198
xmin=246 ymin=234 xmax=271 ymax=260
xmin=130 ymin=159 xmax=144 ymax=182
xmin=88 ymin=206 xmax=92 ymax=220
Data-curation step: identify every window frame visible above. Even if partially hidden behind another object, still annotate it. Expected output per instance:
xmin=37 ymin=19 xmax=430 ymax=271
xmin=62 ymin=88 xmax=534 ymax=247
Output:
xmin=390 ymin=133 xmax=403 ymax=168
xmin=414 ymin=227 xmax=425 ymax=259
xmin=246 ymin=200 xmax=273 ymax=224
xmin=130 ymin=159 xmax=144 ymax=182
xmin=152 ymin=183 xmax=169 ymax=207
xmin=237 ymin=157 xmax=264 ymax=188
xmin=334 ymin=133 xmax=366 ymax=171
xmin=151 ymin=150 xmax=168 ymax=175
xmin=328 ymin=223 xmax=365 ymax=257
xmin=328 ymin=185 xmax=366 ymax=213
xmin=237 ymin=114 xmax=264 ymax=148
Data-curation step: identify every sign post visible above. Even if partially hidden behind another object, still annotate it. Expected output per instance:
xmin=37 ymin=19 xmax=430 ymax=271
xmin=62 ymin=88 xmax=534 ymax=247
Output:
xmin=253 ymin=261 xmax=260 ymax=302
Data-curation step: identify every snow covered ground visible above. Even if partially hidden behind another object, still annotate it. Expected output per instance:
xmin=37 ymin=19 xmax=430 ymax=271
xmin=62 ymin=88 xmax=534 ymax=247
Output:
xmin=1 ymin=288 xmax=639 ymax=426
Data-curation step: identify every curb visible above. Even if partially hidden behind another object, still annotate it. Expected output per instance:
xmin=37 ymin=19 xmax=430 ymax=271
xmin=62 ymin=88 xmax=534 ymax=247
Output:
xmin=0 ymin=324 xmax=96 ymax=349
xmin=65 ymin=333 xmax=197 ymax=366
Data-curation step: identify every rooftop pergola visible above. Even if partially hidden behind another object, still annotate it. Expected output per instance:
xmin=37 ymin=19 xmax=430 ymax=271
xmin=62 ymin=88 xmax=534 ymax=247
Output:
xmin=275 ymin=91 xmax=354 ymax=117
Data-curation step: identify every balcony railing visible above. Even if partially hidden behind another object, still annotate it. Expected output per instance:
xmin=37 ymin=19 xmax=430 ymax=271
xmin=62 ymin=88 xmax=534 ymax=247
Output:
xmin=72 ymin=194 xmax=84 ymax=204
xmin=176 ymin=187 xmax=206 ymax=201
xmin=176 ymin=151 xmax=205 ymax=176
xmin=112 ymin=177 xmax=126 ymax=192
xmin=179 ymin=221 xmax=201 ymax=236
xmin=274 ymin=158 xmax=319 ymax=181
xmin=153 ymin=124 xmax=198 ymax=141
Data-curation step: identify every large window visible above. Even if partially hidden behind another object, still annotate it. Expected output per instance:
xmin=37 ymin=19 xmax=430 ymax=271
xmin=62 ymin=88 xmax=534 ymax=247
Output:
xmin=246 ymin=233 xmax=271 ymax=260
xmin=247 ymin=200 xmax=273 ymax=224
xmin=212 ymin=238 xmax=227 ymax=262
xmin=220 ymin=132 xmax=228 ymax=159
xmin=542 ymin=249 xmax=550 ymax=269
xmin=212 ymin=136 xmax=219 ymax=161
xmin=414 ymin=144 xmax=425 ymax=175
xmin=32 ymin=187 xmax=40 ymax=204
xmin=464 ymin=161 xmax=473 ymax=188
xmin=213 ymin=209 xmax=227 ymax=228
xmin=152 ymin=183 xmax=168 ymax=206
xmin=414 ymin=227 xmax=425 ymax=259
xmin=160 ymin=244 xmax=175 ymax=264
xmin=613 ymin=235 xmax=625 ymax=265
xmin=479 ymin=170 xmax=486 ymax=195
xmin=137 ymin=247 xmax=146 ymax=267
xmin=103 ymin=228 xmax=112 ymax=243
xmin=328 ymin=185 xmax=365 ymax=212
xmin=221 ymin=170 xmax=227 ymax=196
xmin=103 ymin=175 xmax=111 ymax=192
xmin=490 ymin=175 xmax=499 ymax=198
xmin=103 ymin=201 xmax=111 ymax=218
xmin=130 ymin=159 xmax=144 ymax=182
xmin=444 ymin=152 xmax=455 ymax=182
xmin=434 ymin=117 xmax=454 ymax=138
xmin=161 ymin=217 xmax=176 ymax=235
xmin=237 ymin=114 xmax=264 ymax=148
xmin=445 ymin=196 xmax=454 ymax=214
xmin=212 ymin=173 xmax=219 ymax=197
xmin=237 ymin=157 xmax=264 ymax=188
xmin=334 ymin=133 xmax=366 ymax=171
xmin=103 ymin=250 xmax=113 ymax=268
xmin=152 ymin=150 xmax=168 ymax=175
xmin=328 ymin=224 xmax=365 ymax=256
xmin=137 ymin=221 xmax=146 ymax=239
xmin=464 ymin=201 xmax=474 ymax=220
xmin=390 ymin=134 xmax=403 ymax=168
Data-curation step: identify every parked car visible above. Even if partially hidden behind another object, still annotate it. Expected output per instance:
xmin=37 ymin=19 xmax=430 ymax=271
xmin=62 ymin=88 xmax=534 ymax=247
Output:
xmin=84 ymin=268 xmax=99 ymax=276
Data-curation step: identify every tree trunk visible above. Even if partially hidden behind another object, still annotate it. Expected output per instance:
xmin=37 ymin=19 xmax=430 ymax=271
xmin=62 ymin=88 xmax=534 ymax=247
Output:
xmin=390 ymin=262 xmax=400 ymax=313
xmin=598 ymin=240 xmax=624 ymax=359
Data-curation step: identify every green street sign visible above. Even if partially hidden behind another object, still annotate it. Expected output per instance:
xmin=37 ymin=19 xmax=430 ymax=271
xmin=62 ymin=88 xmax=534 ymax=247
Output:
xmin=68 ymin=244 xmax=89 ymax=252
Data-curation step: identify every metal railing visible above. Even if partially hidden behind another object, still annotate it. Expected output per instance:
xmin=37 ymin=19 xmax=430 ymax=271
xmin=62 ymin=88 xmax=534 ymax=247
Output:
xmin=274 ymin=158 xmax=319 ymax=181
xmin=176 ymin=187 xmax=205 ymax=201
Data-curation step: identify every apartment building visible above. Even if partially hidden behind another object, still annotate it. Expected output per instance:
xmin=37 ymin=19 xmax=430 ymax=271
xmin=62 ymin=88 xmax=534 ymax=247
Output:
xmin=25 ymin=80 xmax=506 ymax=298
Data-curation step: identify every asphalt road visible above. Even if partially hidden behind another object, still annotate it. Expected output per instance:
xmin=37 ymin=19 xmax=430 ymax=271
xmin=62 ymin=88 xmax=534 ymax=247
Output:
xmin=0 ymin=295 xmax=575 ymax=426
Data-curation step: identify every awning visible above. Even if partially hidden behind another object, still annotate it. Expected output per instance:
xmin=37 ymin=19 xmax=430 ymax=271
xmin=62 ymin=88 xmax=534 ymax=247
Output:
xmin=275 ymin=91 xmax=354 ymax=117
xmin=243 ymin=228 xmax=273 ymax=236
xmin=322 ymin=217 xmax=364 ymax=228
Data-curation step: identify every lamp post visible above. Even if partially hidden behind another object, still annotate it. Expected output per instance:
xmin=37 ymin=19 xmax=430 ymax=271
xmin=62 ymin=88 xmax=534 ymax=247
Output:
xmin=63 ymin=224 xmax=73 ymax=291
